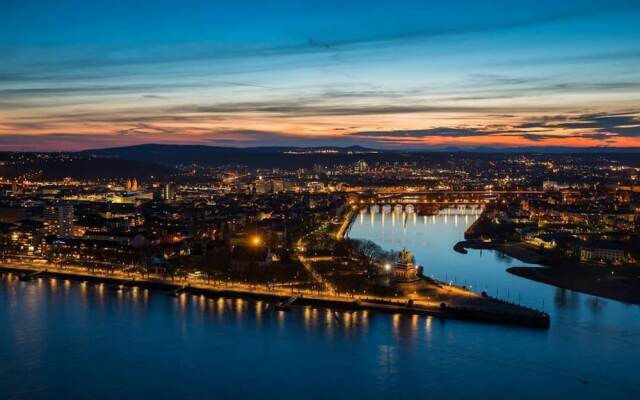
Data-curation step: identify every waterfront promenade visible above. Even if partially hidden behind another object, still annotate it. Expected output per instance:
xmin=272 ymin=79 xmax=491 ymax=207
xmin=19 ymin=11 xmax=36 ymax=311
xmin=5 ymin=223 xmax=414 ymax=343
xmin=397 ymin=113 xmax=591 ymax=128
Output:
xmin=335 ymin=208 xmax=357 ymax=240
xmin=0 ymin=259 xmax=549 ymax=328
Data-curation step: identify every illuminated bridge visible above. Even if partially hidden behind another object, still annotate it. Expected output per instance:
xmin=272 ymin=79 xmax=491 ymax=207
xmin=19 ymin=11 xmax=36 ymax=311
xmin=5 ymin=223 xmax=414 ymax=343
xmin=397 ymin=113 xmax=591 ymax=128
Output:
xmin=356 ymin=204 xmax=482 ymax=229
xmin=352 ymin=189 xmax=545 ymax=206
xmin=362 ymin=203 xmax=482 ymax=215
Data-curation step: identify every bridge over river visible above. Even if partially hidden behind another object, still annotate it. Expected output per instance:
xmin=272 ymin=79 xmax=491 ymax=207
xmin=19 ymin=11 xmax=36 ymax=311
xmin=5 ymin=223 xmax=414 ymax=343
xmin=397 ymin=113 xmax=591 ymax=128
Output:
xmin=352 ymin=189 xmax=545 ymax=206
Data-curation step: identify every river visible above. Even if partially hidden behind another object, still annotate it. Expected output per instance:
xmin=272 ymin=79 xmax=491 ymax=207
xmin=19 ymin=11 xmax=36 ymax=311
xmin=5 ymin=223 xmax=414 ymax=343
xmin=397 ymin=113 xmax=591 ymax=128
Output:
xmin=2 ymin=207 xmax=639 ymax=399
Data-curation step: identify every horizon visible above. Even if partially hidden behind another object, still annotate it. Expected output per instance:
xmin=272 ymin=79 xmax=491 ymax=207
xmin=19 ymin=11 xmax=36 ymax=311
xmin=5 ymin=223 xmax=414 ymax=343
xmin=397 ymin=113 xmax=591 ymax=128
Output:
xmin=4 ymin=142 xmax=640 ymax=154
xmin=2 ymin=0 xmax=640 ymax=151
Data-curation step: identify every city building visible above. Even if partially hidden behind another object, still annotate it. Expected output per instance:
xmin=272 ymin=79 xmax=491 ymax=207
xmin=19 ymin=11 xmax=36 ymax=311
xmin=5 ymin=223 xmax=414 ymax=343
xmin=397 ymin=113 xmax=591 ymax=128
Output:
xmin=162 ymin=183 xmax=176 ymax=202
xmin=57 ymin=203 xmax=75 ymax=238
xmin=126 ymin=178 xmax=139 ymax=192
xmin=44 ymin=203 xmax=75 ymax=238
xmin=354 ymin=160 xmax=369 ymax=173
xmin=580 ymin=246 xmax=631 ymax=265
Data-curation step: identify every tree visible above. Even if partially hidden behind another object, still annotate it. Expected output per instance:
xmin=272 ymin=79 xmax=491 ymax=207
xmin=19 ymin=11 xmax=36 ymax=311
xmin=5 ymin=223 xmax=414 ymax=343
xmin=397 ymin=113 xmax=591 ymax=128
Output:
xmin=200 ymin=246 xmax=232 ymax=282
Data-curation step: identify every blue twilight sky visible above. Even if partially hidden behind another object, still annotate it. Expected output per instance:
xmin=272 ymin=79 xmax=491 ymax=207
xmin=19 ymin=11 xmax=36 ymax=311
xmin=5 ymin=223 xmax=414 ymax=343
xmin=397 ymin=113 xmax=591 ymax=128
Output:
xmin=1 ymin=0 xmax=640 ymax=150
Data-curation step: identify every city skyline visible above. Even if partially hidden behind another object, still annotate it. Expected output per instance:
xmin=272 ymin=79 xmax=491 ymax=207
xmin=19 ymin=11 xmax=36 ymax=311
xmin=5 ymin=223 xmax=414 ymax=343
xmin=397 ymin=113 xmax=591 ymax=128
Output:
xmin=2 ymin=0 xmax=640 ymax=151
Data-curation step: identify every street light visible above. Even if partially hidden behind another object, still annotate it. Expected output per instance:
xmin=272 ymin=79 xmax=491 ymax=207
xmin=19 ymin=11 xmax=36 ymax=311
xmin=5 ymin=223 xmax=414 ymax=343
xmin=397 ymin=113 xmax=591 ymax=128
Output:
xmin=251 ymin=236 xmax=262 ymax=246
xmin=384 ymin=263 xmax=391 ymax=272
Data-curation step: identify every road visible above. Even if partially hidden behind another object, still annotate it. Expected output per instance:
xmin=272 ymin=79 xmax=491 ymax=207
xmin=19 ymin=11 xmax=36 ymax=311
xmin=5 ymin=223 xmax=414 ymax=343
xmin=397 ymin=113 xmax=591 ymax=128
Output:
xmin=1 ymin=258 xmax=437 ymax=307
xmin=1 ymin=259 xmax=549 ymax=327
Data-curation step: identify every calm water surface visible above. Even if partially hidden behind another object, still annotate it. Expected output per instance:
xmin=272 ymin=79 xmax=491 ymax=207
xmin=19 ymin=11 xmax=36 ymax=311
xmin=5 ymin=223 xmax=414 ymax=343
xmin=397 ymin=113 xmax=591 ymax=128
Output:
xmin=2 ymin=207 xmax=639 ymax=399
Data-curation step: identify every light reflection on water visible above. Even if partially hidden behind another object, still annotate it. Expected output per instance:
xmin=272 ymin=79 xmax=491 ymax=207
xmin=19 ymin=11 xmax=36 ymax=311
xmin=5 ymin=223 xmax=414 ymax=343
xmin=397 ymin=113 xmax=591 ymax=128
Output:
xmin=1 ymin=207 xmax=640 ymax=399
xmin=348 ymin=207 xmax=640 ymax=398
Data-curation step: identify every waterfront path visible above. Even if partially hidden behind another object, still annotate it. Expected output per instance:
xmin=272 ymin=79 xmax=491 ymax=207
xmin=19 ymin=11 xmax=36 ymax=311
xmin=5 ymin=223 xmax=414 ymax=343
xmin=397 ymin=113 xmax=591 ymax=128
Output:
xmin=0 ymin=260 xmax=550 ymax=328
xmin=297 ymin=254 xmax=338 ymax=294
xmin=335 ymin=208 xmax=357 ymax=240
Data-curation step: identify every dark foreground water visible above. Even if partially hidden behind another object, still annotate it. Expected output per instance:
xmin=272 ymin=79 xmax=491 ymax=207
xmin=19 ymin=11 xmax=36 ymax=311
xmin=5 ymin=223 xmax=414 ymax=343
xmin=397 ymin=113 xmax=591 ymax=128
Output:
xmin=2 ymin=207 xmax=640 ymax=399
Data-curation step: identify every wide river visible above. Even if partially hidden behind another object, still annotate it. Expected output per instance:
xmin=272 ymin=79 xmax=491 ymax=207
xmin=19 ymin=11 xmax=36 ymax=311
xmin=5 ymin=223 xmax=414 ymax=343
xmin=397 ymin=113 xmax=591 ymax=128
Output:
xmin=2 ymin=207 xmax=639 ymax=399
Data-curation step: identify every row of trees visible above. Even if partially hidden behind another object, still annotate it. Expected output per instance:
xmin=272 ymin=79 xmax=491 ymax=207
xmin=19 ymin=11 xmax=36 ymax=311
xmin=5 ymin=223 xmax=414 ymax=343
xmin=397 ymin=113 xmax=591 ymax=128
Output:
xmin=335 ymin=239 xmax=407 ymax=266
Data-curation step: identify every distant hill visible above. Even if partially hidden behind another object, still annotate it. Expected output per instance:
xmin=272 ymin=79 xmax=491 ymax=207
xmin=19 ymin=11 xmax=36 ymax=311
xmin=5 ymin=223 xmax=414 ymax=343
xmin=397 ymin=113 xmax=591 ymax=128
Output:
xmin=81 ymin=143 xmax=640 ymax=168
xmin=0 ymin=154 xmax=175 ymax=180
xmin=82 ymin=144 xmax=397 ymax=168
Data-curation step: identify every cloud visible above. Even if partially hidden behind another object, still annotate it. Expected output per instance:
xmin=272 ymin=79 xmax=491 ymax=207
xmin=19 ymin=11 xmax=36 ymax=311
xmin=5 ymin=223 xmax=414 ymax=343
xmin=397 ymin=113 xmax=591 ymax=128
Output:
xmin=518 ymin=134 xmax=575 ymax=142
xmin=499 ymin=50 xmax=640 ymax=67
xmin=296 ymin=2 xmax=640 ymax=58
xmin=116 ymin=123 xmax=175 ymax=136
xmin=4 ymin=1 xmax=638 ymax=84
xmin=347 ymin=127 xmax=580 ymax=144
xmin=580 ymin=132 xmax=617 ymax=142
xmin=0 ymin=80 xmax=271 ymax=101
xmin=346 ymin=111 xmax=640 ymax=143
xmin=169 ymin=101 xmax=551 ymax=117
xmin=516 ymin=112 xmax=640 ymax=139
xmin=349 ymin=127 xmax=486 ymax=138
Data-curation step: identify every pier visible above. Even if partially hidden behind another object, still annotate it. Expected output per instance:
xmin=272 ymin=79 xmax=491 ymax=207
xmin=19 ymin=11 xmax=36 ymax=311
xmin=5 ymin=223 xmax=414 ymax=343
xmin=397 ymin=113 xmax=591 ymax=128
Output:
xmin=276 ymin=295 xmax=300 ymax=311
xmin=167 ymin=285 xmax=189 ymax=297
xmin=18 ymin=270 xmax=47 ymax=282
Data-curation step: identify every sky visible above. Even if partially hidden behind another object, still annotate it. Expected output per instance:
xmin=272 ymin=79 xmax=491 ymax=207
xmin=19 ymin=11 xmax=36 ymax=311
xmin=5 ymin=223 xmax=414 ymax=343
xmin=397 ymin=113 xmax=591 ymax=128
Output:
xmin=1 ymin=0 xmax=640 ymax=151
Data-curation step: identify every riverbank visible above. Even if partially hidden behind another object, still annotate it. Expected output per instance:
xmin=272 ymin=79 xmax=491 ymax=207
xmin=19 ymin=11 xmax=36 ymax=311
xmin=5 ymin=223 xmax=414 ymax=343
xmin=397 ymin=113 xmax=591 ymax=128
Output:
xmin=457 ymin=239 xmax=640 ymax=305
xmin=335 ymin=208 xmax=357 ymax=240
xmin=0 ymin=263 xmax=550 ymax=328
xmin=508 ymin=265 xmax=640 ymax=305
xmin=454 ymin=240 xmax=545 ymax=264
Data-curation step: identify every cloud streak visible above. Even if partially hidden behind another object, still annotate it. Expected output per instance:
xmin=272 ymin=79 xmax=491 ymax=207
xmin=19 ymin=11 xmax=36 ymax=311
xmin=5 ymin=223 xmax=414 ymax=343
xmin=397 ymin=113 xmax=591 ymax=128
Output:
xmin=1 ymin=1 xmax=640 ymax=150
